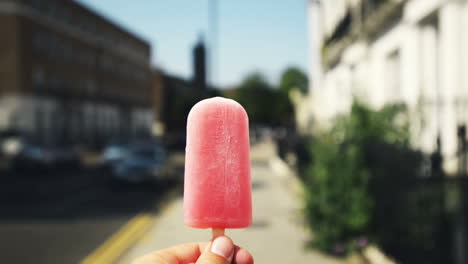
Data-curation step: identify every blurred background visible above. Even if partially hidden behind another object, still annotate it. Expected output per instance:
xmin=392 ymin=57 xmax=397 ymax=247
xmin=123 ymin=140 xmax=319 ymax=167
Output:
xmin=0 ymin=0 xmax=467 ymax=263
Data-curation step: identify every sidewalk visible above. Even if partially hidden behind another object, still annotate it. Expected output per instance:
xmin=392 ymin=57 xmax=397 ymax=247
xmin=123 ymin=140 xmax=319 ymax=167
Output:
xmin=116 ymin=141 xmax=343 ymax=264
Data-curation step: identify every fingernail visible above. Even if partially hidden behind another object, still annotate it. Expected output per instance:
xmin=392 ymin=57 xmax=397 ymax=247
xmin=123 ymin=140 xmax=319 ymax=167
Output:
xmin=211 ymin=236 xmax=234 ymax=261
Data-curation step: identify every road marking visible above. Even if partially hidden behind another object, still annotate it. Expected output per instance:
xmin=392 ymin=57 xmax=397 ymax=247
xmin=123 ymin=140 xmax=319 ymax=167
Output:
xmin=81 ymin=213 xmax=155 ymax=264
xmin=80 ymin=186 xmax=182 ymax=264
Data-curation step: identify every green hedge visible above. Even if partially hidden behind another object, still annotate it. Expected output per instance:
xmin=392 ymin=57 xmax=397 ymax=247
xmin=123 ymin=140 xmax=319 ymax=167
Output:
xmin=303 ymin=101 xmax=411 ymax=254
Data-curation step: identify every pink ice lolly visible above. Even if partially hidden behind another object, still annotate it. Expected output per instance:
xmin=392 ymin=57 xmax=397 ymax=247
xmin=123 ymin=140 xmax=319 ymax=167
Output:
xmin=184 ymin=97 xmax=252 ymax=229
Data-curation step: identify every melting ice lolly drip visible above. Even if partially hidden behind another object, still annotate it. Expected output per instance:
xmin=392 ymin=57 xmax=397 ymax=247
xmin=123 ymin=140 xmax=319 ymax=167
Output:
xmin=184 ymin=97 xmax=252 ymax=237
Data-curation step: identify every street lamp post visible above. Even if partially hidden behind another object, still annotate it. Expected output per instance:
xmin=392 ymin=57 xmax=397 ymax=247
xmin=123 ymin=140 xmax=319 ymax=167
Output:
xmin=208 ymin=0 xmax=218 ymax=88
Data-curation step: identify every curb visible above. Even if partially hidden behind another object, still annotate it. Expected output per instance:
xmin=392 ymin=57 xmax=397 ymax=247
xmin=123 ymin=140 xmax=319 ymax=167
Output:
xmin=269 ymin=155 xmax=304 ymax=196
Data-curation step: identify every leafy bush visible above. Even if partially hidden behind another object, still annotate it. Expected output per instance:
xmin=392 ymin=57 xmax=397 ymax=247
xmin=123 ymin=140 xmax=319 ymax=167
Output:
xmin=303 ymin=101 xmax=411 ymax=254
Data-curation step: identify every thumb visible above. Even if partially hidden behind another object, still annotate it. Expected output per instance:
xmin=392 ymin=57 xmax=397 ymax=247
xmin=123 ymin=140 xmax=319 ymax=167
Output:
xmin=196 ymin=236 xmax=235 ymax=264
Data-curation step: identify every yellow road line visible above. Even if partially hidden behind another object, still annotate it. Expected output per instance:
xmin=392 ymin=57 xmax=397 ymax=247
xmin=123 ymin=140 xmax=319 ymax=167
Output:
xmin=81 ymin=213 xmax=154 ymax=264
xmin=81 ymin=187 xmax=182 ymax=264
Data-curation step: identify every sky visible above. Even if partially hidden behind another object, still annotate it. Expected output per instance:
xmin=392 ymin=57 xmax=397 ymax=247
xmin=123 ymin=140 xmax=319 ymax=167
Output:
xmin=77 ymin=0 xmax=309 ymax=88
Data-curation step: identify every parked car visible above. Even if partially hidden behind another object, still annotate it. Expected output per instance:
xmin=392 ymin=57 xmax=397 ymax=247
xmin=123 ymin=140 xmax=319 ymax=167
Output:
xmin=100 ymin=144 xmax=129 ymax=167
xmin=1 ymin=135 xmax=81 ymax=173
xmin=11 ymin=143 xmax=81 ymax=173
xmin=109 ymin=142 xmax=169 ymax=186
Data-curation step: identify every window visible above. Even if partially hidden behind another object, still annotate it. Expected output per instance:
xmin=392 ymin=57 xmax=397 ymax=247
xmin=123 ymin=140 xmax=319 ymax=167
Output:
xmin=386 ymin=49 xmax=401 ymax=102
xmin=32 ymin=67 xmax=45 ymax=89
xmin=31 ymin=0 xmax=45 ymax=12
xmin=85 ymin=80 xmax=96 ymax=94
xmin=419 ymin=15 xmax=439 ymax=103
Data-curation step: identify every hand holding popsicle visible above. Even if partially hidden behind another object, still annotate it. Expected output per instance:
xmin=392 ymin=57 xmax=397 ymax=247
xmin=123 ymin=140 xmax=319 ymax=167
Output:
xmin=131 ymin=236 xmax=254 ymax=264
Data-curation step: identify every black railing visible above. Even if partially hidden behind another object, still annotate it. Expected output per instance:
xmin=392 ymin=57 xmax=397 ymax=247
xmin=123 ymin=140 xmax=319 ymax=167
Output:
xmin=362 ymin=0 xmax=389 ymax=19
xmin=325 ymin=11 xmax=352 ymax=45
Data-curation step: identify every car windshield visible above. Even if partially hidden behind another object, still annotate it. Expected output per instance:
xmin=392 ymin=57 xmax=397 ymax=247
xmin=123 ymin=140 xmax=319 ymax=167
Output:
xmin=23 ymin=146 xmax=43 ymax=158
xmin=105 ymin=146 xmax=125 ymax=153
xmin=132 ymin=148 xmax=154 ymax=159
xmin=130 ymin=145 xmax=165 ymax=160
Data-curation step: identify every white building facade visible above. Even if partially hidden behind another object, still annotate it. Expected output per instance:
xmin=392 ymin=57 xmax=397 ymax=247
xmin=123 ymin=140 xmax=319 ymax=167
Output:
xmin=308 ymin=0 xmax=468 ymax=174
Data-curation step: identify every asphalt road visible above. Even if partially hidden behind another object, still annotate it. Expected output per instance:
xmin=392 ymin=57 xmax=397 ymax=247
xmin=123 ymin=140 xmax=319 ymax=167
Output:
xmin=0 ymin=166 xmax=173 ymax=264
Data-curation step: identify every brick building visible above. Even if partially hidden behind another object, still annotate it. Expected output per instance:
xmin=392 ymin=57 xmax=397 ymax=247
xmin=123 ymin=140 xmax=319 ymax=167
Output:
xmin=0 ymin=0 xmax=153 ymax=146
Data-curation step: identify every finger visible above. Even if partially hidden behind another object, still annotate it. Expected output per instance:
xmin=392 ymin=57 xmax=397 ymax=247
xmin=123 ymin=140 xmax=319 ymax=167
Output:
xmin=233 ymin=247 xmax=254 ymax=264
xmin=195 ymin=236 xmax=235 ymax=264
xmin=132 ymin=242 xmax=208 ymax=264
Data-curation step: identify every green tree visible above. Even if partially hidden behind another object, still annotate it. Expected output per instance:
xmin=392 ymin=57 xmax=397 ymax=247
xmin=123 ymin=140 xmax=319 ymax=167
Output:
xmin=225 ymin=73 xmax=279 ymax=125
xmin=279 ymin=67 xmax=308 ymax=94
xmin=277 ymin=67 xmax=308 ymax=127
xmin=224 ymin=69 xmax=306 ymax=127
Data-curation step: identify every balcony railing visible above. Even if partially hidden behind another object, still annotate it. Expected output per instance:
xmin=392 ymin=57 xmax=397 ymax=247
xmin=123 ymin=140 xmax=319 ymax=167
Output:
xmin=362 ymin=0 xmax=390 ymax=20
xmin=322 ymin=0 xmax=405 ymax=68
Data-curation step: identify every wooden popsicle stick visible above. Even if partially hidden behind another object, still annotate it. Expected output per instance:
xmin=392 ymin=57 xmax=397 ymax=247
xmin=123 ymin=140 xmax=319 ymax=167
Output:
xmin=212 ymin=228 xmax=225 ymax=239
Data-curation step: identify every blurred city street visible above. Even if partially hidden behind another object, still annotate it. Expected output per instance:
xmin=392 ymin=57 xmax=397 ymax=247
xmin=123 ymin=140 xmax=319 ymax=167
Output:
xmin=0 ymin=165 xmax=173 ymax=264
xmin=2 ymin=0 xmax=468 ymax=263
xmin=116 ymin=141 xmax=343 ymax=264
